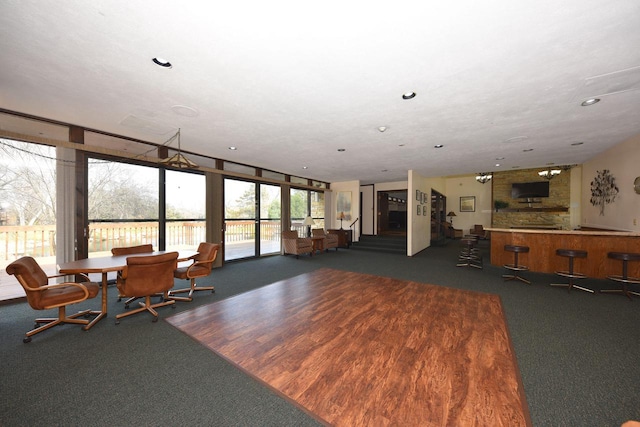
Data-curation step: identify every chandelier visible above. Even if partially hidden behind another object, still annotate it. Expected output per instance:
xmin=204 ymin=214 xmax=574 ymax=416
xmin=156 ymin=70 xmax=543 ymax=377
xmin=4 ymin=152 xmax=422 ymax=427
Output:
xmin=159 ymin=128 xmax=199 ymax=169
xmin=475 ymin=172 xmax=492 ymax=184
xmin=538 ymin=168 xmax=561 ymax=180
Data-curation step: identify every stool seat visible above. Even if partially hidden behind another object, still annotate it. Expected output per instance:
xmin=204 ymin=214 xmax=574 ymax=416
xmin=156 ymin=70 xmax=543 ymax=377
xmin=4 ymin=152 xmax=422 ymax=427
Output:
xmin=601 ymin=252 xmax=640 ymax=300
xmin=551 ymin=248 xmax=593 ymax=293
xmin=503 ymin=245 xmax=530 ymax=284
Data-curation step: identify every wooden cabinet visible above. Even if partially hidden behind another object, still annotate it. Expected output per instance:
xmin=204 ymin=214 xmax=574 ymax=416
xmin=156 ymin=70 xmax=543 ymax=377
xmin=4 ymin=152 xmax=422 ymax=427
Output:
xmin=327 ymin=229 xmax=352 ymax=248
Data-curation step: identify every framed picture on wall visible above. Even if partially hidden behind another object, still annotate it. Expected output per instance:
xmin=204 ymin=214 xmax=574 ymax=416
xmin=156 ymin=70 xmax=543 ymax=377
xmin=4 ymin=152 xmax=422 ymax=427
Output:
xmin=460 ymin=196 xmax=475 ymax=212
xmin=422 ymin=206 xmax=427 ymax=216
xmin=416 ymin=190 xmax=421 ymax=202
xmin=417 ymin=206 xmax=421 ymax=215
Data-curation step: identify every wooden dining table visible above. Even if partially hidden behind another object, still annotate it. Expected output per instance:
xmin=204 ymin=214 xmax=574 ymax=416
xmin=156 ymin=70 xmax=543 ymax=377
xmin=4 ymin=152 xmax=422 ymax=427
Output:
xmin=58 ymin=250 xmax=198 ymax=329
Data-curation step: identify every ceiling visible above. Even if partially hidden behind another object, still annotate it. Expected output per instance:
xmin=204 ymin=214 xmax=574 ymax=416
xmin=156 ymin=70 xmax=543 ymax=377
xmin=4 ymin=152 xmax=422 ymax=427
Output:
xmin=1 ymin=1 xmax=640 ymax=185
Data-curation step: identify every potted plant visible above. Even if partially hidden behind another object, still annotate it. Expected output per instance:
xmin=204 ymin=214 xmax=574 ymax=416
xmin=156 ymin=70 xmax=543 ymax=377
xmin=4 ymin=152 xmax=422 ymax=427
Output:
xmin=494 ymin=200 xmax=509 ymax=211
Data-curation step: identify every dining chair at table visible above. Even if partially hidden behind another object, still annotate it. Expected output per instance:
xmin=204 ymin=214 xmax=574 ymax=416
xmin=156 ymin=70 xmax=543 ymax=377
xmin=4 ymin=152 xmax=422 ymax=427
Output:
xmin=169 ymin=242 xmax=219 ymax=302
xmin=111 ymin=244 xmax=155 ymax=306
xmin=6 ymin=256 xmax=101 ymax=343
xmin=115 ymin=252 xmax=179 ymax=324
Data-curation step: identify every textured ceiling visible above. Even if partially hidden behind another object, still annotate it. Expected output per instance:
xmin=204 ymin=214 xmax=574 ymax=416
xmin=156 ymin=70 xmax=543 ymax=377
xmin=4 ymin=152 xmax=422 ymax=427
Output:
xmin=1 ymin=0 xmax=639 ymax=184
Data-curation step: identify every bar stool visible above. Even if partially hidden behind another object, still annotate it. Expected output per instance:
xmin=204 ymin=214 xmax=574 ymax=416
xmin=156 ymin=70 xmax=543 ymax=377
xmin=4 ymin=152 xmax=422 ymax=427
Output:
xmin=551 ymin=249 xmax=593 ymax=293
xmin=600 ymin=252 xmax=640 ymax=300
xmin=457 ymin=237 xmax=482 ymax=269
xmin=503 ymin=245 xmax=530 ymax=284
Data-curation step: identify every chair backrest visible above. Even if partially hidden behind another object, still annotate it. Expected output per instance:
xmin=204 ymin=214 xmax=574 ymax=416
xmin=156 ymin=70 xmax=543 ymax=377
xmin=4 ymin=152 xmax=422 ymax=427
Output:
xmin=5 ymin=256 xmax=49 ymax=309
xmin=282 ymin=230 xmax=299 ymax=239
xmin=192 ymin=242 xmax=220 ymax=271
xmin=119 ymin=252 xmax=178 ymax=297
xmin=473 ymin=224 xmax=485 ymax=233
xmin=111 ymin=244 xmax=153 ymax=256
xmin=311 ymin=229 xmax=325 ymax=237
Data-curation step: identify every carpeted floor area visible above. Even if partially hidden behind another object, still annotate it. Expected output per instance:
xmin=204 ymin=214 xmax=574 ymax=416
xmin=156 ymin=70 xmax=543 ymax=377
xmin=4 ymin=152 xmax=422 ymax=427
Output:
xmin=1 ymin=240 xmax=639 ymax=426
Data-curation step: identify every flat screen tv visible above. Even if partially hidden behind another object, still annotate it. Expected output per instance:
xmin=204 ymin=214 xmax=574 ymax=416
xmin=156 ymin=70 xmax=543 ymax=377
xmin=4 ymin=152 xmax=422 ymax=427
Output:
xmin=511 ymin=181 xmax=549 ymax=199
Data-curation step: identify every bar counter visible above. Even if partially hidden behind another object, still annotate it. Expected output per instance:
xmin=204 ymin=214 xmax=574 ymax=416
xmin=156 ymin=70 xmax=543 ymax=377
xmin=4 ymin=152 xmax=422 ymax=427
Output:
xmin=487 ymin=228 xmax=640 ymax=279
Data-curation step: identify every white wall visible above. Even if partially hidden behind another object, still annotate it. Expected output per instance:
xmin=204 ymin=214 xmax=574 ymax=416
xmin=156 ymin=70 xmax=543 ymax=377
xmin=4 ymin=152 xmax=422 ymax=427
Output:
xmin=581 ymin=134 xmax=640 ymax=232
xmin=408 ymin=171 xmax=446 ymax=256
xmin=330 ymin=180 xmax=361 ymax=241
xmin=444 ymin=175 xmax=492 ymax=233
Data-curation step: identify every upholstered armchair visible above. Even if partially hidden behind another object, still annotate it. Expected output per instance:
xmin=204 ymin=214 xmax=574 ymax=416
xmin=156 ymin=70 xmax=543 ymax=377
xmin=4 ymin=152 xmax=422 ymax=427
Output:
xmin=111 ymin=244 xmax=154 ymax=306
xmin=312 ymin=229 xmax=339 ymax=251
xmin=169 ymin=242 xmax=219 ymax=302
xmin=469 ymin=224 xmax=489 ymax=240
xmin=5 ymin=256 xmax=101 ymax=343
xmin=115 ymin=252 xmax=179 ymax=324
xmin=282 ymin=230 xmax=313 ymax=258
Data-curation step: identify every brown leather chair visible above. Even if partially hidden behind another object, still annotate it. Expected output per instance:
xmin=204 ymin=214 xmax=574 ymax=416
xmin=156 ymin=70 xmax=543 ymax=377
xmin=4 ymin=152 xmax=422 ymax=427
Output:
xmin=282 ymin=230 xmax=313 ymax=258
xmin=6 ymin=256 xmax=100 ymax=343
xmin=169 ymin=242 xmax=219 ymax=302
xmin=115 ymin=252 xmax=178 ymax=323
xmin=469 ymin=224 xmax=488 ymax=240
xmin=312 ymin=228 xmax=339 ymax=251
xmin=111 ymin=244 xmax=154 ymax=306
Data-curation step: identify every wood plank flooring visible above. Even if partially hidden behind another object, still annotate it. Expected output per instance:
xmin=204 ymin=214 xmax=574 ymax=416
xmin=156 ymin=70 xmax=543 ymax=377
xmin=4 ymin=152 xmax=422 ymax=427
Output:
xmin=166 ymin=268 xmax=530 ymax=426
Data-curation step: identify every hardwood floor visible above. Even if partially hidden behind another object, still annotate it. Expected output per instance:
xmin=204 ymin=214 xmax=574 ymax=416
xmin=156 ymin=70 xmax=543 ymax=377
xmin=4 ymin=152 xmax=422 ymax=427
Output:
xmin=166 ymin=268 xmax=530 ymax=426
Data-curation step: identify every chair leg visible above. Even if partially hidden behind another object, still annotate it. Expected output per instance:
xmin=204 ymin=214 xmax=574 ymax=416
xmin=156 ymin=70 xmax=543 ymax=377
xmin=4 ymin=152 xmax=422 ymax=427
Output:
xmin=116 ymin=296 xmax=175 ymax=324
xmin=169 ymin=278 xmax=215 ymax=302
xmin=24 ymin=307 xmax=94 ymax=343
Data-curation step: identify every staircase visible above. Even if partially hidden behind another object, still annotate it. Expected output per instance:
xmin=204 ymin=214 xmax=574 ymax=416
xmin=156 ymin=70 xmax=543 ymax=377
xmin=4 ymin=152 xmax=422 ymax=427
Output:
xmin=353 ymin=235 xmax=407 ymax=255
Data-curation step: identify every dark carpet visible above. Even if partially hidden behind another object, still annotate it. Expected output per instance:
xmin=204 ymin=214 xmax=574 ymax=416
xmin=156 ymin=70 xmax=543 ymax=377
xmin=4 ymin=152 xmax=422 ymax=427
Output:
xmin=1 ymin=240 xmax=639 ymax=426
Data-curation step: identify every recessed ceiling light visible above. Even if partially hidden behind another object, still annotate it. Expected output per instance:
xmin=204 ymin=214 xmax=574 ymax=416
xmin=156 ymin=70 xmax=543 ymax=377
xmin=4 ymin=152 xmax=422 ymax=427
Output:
xmin=495 ymin=163 xmax=501 ymax=167
xmin=503 ymin=136 xmax=528 ymax=143
xmin=152 ymin=57 xmax=172 ymax=68
xmin=402 ymin=92 xmax=416 ymax=100
xmin=581 ymin=98 xmax=600 ymax=106
xmin=398 ymin=144 xmax=405 ymax=147
xmin=302 ymin=166 xmax=308 ymax=169
xmin=378 ymin=126 xmax=388 ymax=132
xmin=434 ymin=144 xmax=444 ymax=148
xmin=571 ymin=142 xmax=584 ymax=146
xmin=523 ymin=148 xmax=534 ymax=152
xmin=496 ymin=157 xmax=505 ymax=160
xmin=546 ymin=162 xmax=555 ymax=165
xmin=228 ymin=146 xmax=237 ymax=150
xmin=512 ymin=166 xmax=520 ymax=168
xmin=381 ymin=169 xmax=388 ymax=172
xmin=337 ymin=148 xmax=346 ymax=152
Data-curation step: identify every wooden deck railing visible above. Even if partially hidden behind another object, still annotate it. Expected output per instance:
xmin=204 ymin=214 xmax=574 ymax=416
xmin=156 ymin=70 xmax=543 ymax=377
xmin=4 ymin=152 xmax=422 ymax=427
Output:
xmin=0 ymin=220 xmax=292 ymax=261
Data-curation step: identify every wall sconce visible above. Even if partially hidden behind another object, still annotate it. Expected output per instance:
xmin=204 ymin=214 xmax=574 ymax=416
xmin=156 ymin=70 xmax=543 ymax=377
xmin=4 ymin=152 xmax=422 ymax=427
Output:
xmin=475 ymin=172 xmax=492 ymax=184
xmin=538 ymin=169 xmax=561 ymax=180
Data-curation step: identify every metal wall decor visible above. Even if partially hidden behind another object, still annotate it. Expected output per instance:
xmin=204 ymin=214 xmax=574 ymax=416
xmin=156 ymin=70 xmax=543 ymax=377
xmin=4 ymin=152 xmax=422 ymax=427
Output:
xmin=590 ymin=169 xmax=619 ymax=216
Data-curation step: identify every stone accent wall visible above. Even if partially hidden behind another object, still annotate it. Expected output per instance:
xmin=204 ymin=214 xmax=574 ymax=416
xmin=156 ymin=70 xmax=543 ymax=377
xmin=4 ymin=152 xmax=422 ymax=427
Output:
xmin=492 ymin=168 xmax=571 ymax=230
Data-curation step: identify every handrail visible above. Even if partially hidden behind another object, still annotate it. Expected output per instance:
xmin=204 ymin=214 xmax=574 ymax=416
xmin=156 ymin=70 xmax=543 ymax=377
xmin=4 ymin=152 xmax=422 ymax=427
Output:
xmin=349 ymin=217 xmax=359 ymax=228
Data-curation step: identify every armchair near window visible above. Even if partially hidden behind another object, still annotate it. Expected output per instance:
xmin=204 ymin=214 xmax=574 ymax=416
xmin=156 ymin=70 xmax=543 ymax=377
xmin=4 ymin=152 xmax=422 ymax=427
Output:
xmin=112 ymin=244 xmax=154 ymax=306
xmin=282 ymin=230 xmax=313 ymax=258
xmin=169 ymin=242 xmax=219 ymax=302
xmin=115 ymin=252 xmax=178 ymax=324
xmin=6 ymin=256 xmax=100 ymax=343
xmin=312 ymin=229 xmax=339 ymax=251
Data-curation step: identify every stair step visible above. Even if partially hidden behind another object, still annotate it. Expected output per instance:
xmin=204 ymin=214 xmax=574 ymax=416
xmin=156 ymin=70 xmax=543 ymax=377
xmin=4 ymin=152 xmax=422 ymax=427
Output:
xmin=353 ymin=235 xmax=407 ymax=254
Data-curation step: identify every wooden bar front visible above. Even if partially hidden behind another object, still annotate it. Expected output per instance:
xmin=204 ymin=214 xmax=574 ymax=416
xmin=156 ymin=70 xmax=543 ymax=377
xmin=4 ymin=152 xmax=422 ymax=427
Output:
xmin=488 ymin=228 xmax=640 ymax=279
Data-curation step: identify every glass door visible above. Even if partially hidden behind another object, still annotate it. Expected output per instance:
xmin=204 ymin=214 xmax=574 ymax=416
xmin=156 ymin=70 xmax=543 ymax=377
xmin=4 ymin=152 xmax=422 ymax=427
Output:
xmin=224 ymin=179 xmax=256 ymax=261
xmin=224 ymin=179 xmax=281 ymax=260
xmin=259 ymin=184 xmax=281 ymax=256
